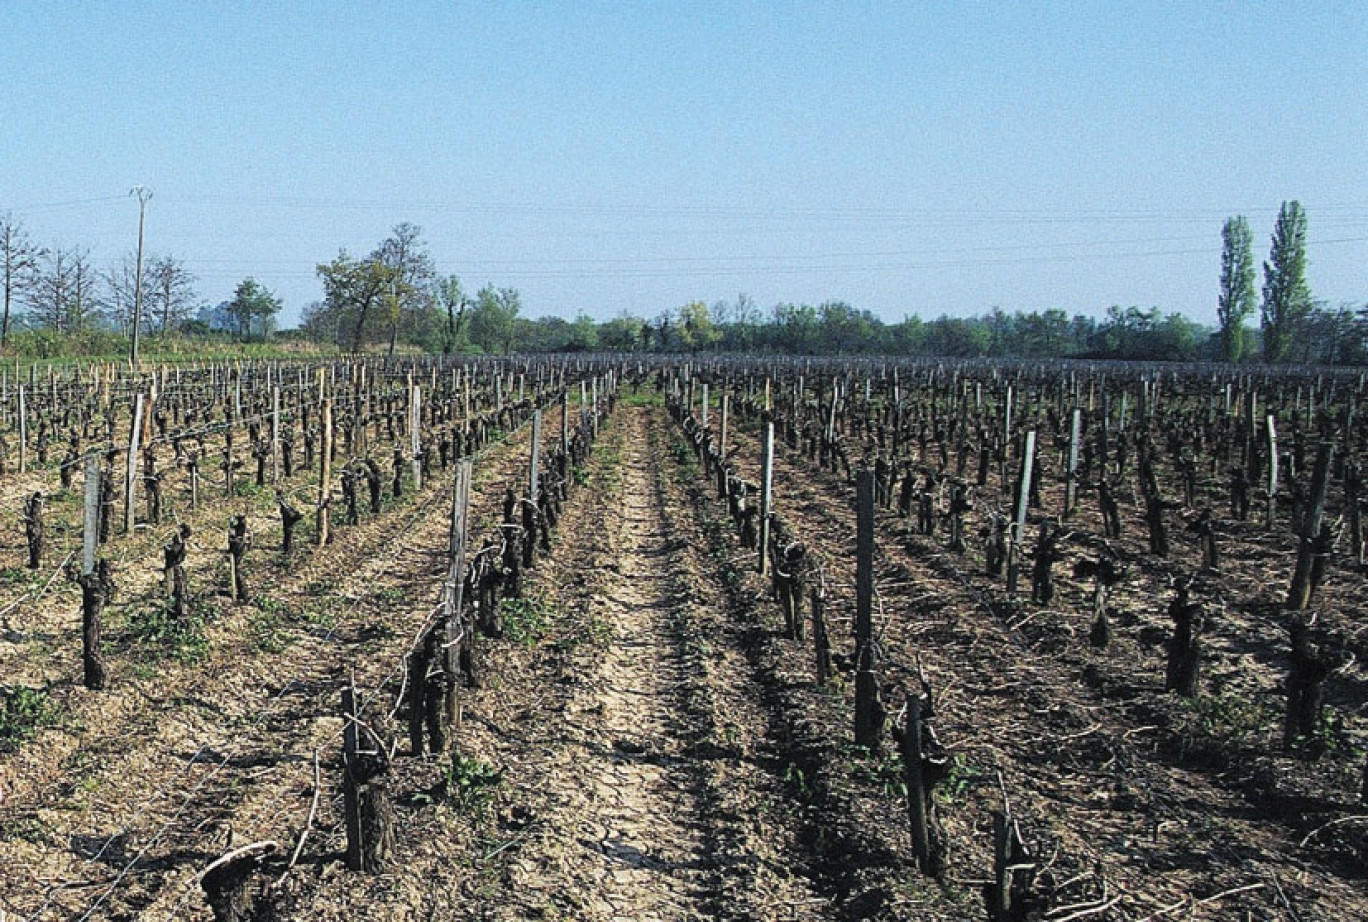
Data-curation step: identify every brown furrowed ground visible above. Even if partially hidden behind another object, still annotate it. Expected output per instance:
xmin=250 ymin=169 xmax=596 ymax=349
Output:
xmin=273 ymin=402 xmax=827 ymax=920
xmin=0 ymin=402 xmax=555 ymax=920
xmin=5 ymin=392 xmax=1368 ymax=921
xmin=715 ymin=398 xmax=1368 ymax=921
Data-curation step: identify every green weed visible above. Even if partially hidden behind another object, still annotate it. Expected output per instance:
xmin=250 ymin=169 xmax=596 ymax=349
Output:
xmin=122 ymin=601 xmax=211 ymax=664
xmin=372 ymin=585 xmax=411 ymax=605
xmin=302 ymin=601 xmax=340 ymax=631
xmin=1174 ymin=692 xmax=1270 ymax=759
xmin=0 ymin=686 xmax=60 ymax=751
xmin=937 ymin=753 xmax=987 ymax=803
xmin=0 ymin=566 xmax=39 ymax=587
xmin=553 ymin=614 xmax=613 ymax=652
xmin=248 ymin=599 xmax=292 ymax=653
xmin=782 ymin=761 xmax=813 ymax=800
xmin=233 ymin=479 xmax=271 ymax=499
xmin=852 ymin=748 xmax=909 ymax=799
xmin=619 ymin=389 xmax=664 ymax=408
xmin=500 ymin=597 xmax=551 ymax=647
xmin=444 ymin=753 xmax=503 ymax=814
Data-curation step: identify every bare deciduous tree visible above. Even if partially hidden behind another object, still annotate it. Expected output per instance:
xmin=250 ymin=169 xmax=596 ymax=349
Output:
xmin=26 ymin=245 xmax=99 ymax=332
xmin=0 ymin=212 xmax=42 ymax=346
xmin=147 ymin=254 xmax=199 ymax=334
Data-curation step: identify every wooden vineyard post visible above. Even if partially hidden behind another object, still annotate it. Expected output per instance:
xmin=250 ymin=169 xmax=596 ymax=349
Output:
xmin=826 ymin=379 xmax=838 ymax=449
xmin=990 ymin=811 xmax=1014 ymax=921
xmin=124 ymin=393 xmax=145 ymax=534
xmin=83 ymin=454 xmax=100 ymax=575
xmin=356 ymin=365 xmax=369 ymax=457
xmin=1006 ymin=430 xmax=1036 ymax=594
xmin=410 ymin=383 xmax=422 ymax=491
xmin=902 ymin=693 xmax=933 ymax=874
xmin=444 ymin=460 xmax=472 ymax=731
xmin=1287 ymin=442 xmax=1333 ymax=611
xmin=79 ymin=455 xmax=109 ymax=691
xmin=188 ymin=451 xmax=200 ymax=512
xmin=317 ymin=400 xmax=332 ymax=547
xmin=271 ymin=385 xmax=281 ymax=484
xmin=720 ymin=393 xmax=730 ymax=463
xmin=701 ymin=382 xmax=709 ymax=427
xmin=1266 ymin=414 xmax=1279 ymax=530
xmin=17 ymin=385 xmax=26 ymax=473
xmin=811 ymin=577 xmax=831 ymax=685
xmin=341 ymin=681 xmax=364 ymax=871
xmin=1064 ymin=408 xmax=1081 ymax=519
xmin=758 ymin=420 xmax=775 ymax=575
xmin=854 ymin=466 xmax=883 ymax=751
xmin=1099 ymin=392 xmax=1110 ymax=478
xmin=560 ymin=388 xmax=569 ymax=457
xmin=1003 ymin=384 xmax=1013 ymax=460
xmin=528 ymin=409 xmax=542 ymax=501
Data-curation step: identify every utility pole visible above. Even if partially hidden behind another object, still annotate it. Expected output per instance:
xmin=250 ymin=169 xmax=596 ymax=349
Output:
xmin=129 ymin=186 xmax=152 ymax=368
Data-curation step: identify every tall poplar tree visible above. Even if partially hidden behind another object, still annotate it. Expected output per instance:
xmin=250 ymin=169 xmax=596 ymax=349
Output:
xmin=1261 ymin=201 xmax=1311 ymax=363
xmin=1216 ymin=216 xmax=1256 ymax=363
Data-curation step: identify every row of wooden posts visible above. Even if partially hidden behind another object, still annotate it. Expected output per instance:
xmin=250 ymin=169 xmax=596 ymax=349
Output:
xmin=337 ymin=379 xmax=616 ymax=878
xmin=194 ymin=376 xmax=619 ymax=918
xmin=670 ymin=362 xmax=1368 ymax=917
xmin=668 ymin=383 xmax=1039 ymax=914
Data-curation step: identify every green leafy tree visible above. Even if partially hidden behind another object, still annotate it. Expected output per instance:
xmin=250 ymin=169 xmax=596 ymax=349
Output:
xmin=1217 ymin=216 xmax=1256 ymax=363
xmin=889 ymin=315 xmax=927 ymax=354
xmin=316 ymin=252 xmax=394 ymax=352
xmin=818 ymin=300 xmax=876 ymax=353
xmin=523 ymin=316 xmax=570 ymax=351
xmin=371 ymin=223 xmax=436 ymax=355
xmin=771 ymin=302 xmax=819 ymax=353
xmin=677 ymin=300 xmax=719 ymax=352
xmin=1017 ymin=309 xmax=1073 ymax=357
xmin=1261 ymin=201 xmax=1311 ymax=363
xmin=0 ymin=212 xmax=41 ymax=347
xmin=568 ymin=312 xmax=598 ymax=351
xmin=1297 ymin=301 xmax=1362 ymax=364
xmin=726 ymin=292 xmax=762 ymax=351
xmin=600 ymin=313 xmax=644 ymax=351
xmin=225 ymin=278 xmax=282 ymax=341
xmin=467 ymin=285 xmax=521 ymax=353
xmin=652 ymin=310 xmax=675 ymax=351
xmin=925 ymin=314 xmax=991 ymax=357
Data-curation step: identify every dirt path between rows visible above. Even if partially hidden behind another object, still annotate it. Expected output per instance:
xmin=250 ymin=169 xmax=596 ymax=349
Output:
xmin=559 ymin=421 xmax=711 ymax=919
xmin=475 ymin=405 xmax=824 ymax=922
xmin=203 ymin=403 xmax=825 ymax=919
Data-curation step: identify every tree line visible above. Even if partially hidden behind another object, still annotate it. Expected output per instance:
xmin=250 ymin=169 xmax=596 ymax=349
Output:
xmin=0 ymin=208 xmax=285 ymax=357
xmin=2 ymin=204 xmax=1361 ymax=363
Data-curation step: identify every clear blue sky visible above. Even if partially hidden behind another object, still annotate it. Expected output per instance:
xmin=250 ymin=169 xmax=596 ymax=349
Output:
xmin=3 ymin=2 xmax=1365 ymax=329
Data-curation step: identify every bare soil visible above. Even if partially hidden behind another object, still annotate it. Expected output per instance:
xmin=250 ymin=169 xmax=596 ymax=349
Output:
xmin=3 ymin=395 xmax=1367 ymax=921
